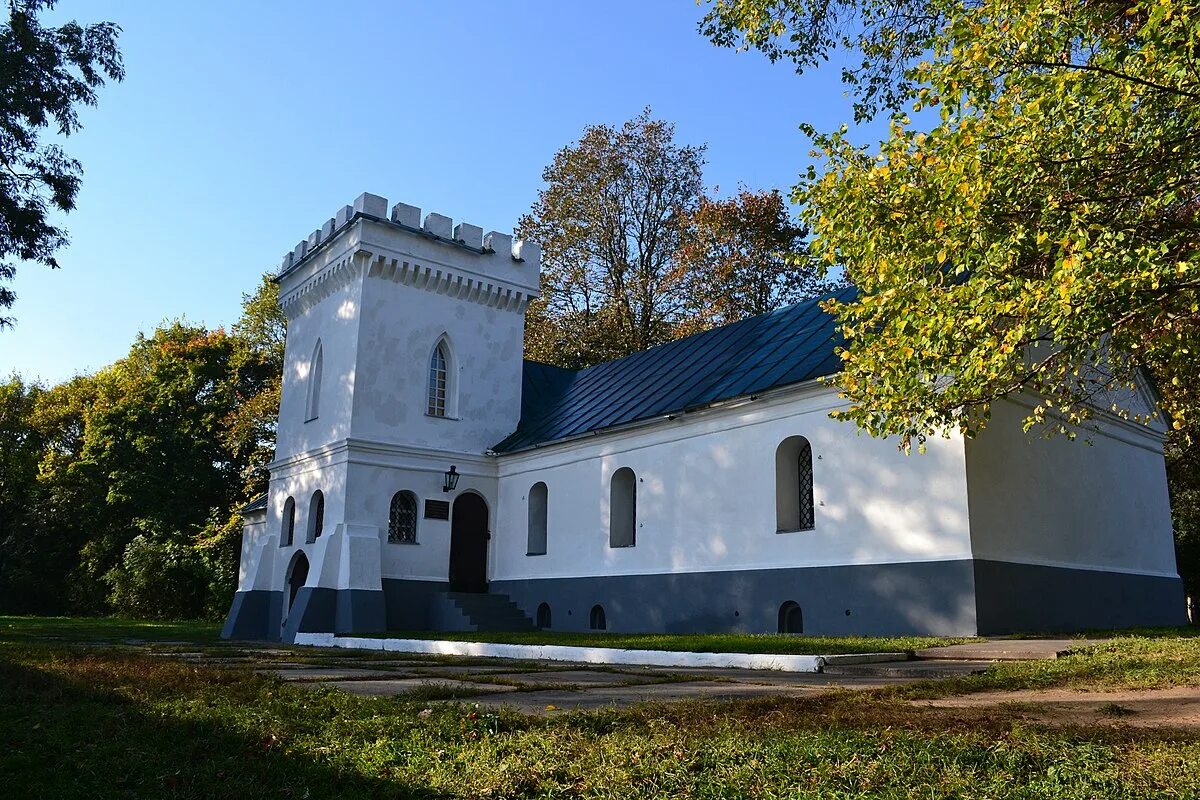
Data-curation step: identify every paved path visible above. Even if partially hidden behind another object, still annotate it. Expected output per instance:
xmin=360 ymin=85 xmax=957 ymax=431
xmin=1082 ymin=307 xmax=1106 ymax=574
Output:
xmin=139 ymin=636 xmax=1107 ymax=716
xmin=914 ymin=639 xmax=1104 ymax=661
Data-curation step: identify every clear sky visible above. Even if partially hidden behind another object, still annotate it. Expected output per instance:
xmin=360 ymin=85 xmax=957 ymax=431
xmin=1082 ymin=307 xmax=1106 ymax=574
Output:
xmin=2 ymin=1 xmax=887 ymax=384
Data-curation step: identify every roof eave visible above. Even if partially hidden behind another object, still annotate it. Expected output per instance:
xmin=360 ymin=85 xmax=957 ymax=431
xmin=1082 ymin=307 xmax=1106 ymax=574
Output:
xmin=493 ymin=372 xmax=840 ymax=456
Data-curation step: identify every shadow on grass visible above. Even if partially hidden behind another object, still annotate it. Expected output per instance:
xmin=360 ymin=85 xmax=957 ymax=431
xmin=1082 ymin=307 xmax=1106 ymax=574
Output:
xmin=0 ymin=656 xmax=449 ymax=799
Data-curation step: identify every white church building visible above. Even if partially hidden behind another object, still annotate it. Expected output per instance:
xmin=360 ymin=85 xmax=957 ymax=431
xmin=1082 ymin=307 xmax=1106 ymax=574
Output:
xmin=222 ymin=191 xmax=1186 ymax=643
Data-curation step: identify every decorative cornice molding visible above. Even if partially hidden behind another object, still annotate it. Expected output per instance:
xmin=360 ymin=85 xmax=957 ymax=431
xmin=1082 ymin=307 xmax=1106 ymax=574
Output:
xmin=362 ymin=249 xmax=532 ymax=313
xmin=279 ymin=249 xmax=365 ymax=320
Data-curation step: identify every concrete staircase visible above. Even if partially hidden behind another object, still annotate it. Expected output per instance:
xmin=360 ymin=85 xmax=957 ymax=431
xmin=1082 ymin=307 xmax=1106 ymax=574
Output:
xmin=444 ymin=592 xmax=536 ymax=632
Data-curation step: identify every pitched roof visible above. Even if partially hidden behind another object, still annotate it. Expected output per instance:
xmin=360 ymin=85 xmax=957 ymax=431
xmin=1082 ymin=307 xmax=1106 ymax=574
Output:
xmin=493 ymin=285 xmax=854 ymax=453
xmin=240 ymin=494 xmax=268 ymax=514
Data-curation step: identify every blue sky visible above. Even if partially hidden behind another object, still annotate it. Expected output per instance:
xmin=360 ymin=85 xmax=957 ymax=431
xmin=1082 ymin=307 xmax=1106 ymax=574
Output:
xmin=3 ymin=1 xmax=888 ymax=384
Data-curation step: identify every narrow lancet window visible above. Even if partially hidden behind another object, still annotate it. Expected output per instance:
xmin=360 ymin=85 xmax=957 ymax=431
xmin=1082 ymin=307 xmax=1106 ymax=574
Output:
xmin=427 ymin=342 xmax=448 ymax=417
xmin=305 ymin=341 xmax=323 ymax=421
xmin=280 ymin=496 xmax=295 ymax=547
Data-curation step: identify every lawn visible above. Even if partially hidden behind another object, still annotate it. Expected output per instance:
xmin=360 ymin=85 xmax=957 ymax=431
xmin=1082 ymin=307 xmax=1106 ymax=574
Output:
xmin=3 ymin=617 xmax=1200 ymax=798
xmin=0 ymin=615 xmax=220 ymax=643
xmin=373 ymin=629 xmax=981 ymax=655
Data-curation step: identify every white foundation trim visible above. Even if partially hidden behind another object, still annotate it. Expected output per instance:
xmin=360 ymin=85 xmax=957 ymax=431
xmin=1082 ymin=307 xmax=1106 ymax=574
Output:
xmin=292 ymin=633 xmax=906 ymax=672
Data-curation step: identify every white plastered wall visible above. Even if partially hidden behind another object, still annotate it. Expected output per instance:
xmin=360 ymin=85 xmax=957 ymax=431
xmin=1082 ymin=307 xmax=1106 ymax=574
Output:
xmin=964 ymin=396 xmax=1179 ymax=577
xmin=490 ymin=384 xmax=974 ymax=581
xmin=235 ymin=509 xmax=271 ymax=592
xmin=341 ymin=447 xmax=499 ymax=583
xmin=351 ymin=273 xmax=524 ymax=454
xmin=274 ymin=272 xmax=363 ymax=462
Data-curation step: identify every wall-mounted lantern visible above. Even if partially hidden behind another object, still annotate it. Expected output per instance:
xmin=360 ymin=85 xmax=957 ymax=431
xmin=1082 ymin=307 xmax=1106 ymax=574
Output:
xmin=442 ymin=465 xmax=460 ymax=493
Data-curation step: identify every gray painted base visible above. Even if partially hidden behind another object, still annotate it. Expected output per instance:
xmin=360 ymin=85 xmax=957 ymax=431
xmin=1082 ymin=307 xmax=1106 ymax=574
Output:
xmin=974 ymin=560 xmax=1187 ymax=634
xmin=493 ymin=560 xmax=980 ymax=636
xmin=281 ymin=587 xmax=386 ymax=643
xmin=222 ymin=560 xmax=1188 ymax=641
xmin=222 ymin=590 xmax=283 ymax=641
xmin=380 ymin=579 xmax=479 ymax=632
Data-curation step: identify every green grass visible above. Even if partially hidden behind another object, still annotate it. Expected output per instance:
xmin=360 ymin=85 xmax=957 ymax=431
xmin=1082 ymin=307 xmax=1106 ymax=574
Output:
xmin=3 ymin=640 xmax=1198 ymax=799
xmin=4 ymin=618 xmax=1200 ymax=798
xmin=0 ymin=614 xmax=221 ymax=644
xmin=896 ymin=635 xmax=1200 ymax=698
xmin=375 ymin=629 xmax=980 ymax=655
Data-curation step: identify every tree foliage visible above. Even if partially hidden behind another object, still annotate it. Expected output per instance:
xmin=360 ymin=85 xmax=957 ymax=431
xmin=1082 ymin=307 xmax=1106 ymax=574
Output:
xmin=521 ymin=112 xmax=834 ymax=368
xmin=700 ymin=0 xmax=964 ymax=121
xmin=709 ymin=0 xmax=1199 ymax=452
xmin=675 ymin=187 xmax=844 ymax=328
xmin=0 ymin=276 xmax=284 ymax=618
xmin=0 ymin=0 xmax=123 ymax=325
xmin=518 ymin=108 xmax=707 ymax=368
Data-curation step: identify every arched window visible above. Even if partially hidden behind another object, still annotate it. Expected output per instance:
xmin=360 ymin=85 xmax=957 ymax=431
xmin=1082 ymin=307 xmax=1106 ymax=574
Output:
xmin=427 ymin=341 xmax=449 ymax=417
xmin=536 ymin=602 xmax=551 ymax=629
xmin=305 ymin=341 xmax=323 ymax=421
xmin=775 ymin=436 xmax=815 ymax=532
xmin=307 ymin=490 xmax=324 ymax=543
xmin=527 ymin=482 xmax=548 ymax=555
xmin=388 ymin=491 xmax=418 ymax=544
xmin=280 ymin=496 xmax=295 ymax=547
xmin=778 ymin=601 xmax=803 ymax=634
xmin=589 ymin=604 xmax=607 ymax=631
xmin=609 ymin=467 xmax=636 ymax=548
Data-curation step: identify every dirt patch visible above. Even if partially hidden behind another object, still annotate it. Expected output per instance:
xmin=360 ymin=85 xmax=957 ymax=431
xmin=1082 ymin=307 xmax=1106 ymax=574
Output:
xmin=913 ymin=686 xmax=1200 ymax=729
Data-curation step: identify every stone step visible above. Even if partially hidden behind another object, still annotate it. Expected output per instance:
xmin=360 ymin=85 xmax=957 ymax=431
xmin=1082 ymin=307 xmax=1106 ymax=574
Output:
xmin=821 ymin=659 xmax=993 ymax=679
xmin=445 ymin=591 xmax=536 ymax=632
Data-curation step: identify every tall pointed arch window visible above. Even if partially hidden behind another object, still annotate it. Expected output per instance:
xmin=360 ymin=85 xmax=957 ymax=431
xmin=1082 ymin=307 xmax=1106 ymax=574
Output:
xmin=305 ymin=341 xmax=323 ymax=422
xmin=388 ymin=491 xmax=419 ymax=544
xmin=307 ymin=490 xmax=324 ymax=543
xmin=776 ymin=436 xmax=815 ymax=532
xmin=427 ymin=342 xmax=448 ymax=417
xmin=280 ymin=496 xmax=296 ymax=547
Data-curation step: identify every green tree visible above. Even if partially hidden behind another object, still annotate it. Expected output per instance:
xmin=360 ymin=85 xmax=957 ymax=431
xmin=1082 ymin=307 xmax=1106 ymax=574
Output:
xmin=197 ymin=276 xmax=286 ymax=615
xmin=700 ymin=0 xmax=958 ymax=121
xmin=519 ymin=108 xmax=707 ymax=367
xmin=675 ymin=187 xmax=843 ymax=328
xmin=706 ymin=0 xmax=1199 ymax=449
xmin=0 ymin=0 xmax=123 ymax=325
xmin=0 ymin=275 xmax=286 ymax=619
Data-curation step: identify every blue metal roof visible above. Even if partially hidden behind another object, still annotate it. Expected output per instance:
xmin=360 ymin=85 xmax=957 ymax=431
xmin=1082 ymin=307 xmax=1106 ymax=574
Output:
xmin=493 ymin=285 xmax=854 ymax=453
xmin=240 ymin=494 xmax=268 ymax=514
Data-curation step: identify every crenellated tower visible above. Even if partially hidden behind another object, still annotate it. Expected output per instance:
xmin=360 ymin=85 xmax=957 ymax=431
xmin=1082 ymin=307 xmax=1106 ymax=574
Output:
xmin=224 ymin=191 xmax=540 ymax=642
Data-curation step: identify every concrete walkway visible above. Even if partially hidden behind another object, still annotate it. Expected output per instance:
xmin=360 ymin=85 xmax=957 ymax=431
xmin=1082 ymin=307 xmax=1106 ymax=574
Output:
xmin=143 ymin=636 xmax=1106 ymax=716
xmin=914 ymin=639 xmax=1104 ymax=661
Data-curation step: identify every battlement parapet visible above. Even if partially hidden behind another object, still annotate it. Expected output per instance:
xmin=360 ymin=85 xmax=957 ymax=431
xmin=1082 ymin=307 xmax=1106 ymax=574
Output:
xmin=276 ymin=191 xmax=540 ymax=277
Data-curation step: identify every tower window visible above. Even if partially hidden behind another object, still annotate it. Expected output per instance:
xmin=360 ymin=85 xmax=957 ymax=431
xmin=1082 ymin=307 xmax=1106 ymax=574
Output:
xmin=307 ymin=490 xmax=324 ymax=543
xmin=305 ymin=341 xmax=323 ymax=422
xmin=388 ymin=491 xmax=419 ymax=544
xmin=427 ymin=342 xmax=448 ymax=417
xmin=280 ymin=496 xmax=295 ymax=547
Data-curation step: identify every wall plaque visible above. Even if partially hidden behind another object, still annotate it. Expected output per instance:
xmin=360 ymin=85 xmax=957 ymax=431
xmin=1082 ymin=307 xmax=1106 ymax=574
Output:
xmin=424 ymin=499 xmax=450 ymax=520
